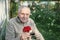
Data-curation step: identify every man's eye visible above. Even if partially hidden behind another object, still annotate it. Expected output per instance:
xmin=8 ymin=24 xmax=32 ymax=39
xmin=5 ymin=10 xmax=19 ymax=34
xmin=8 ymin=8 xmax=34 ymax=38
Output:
xmin=21 ymin=13 xmax=24 ymax=15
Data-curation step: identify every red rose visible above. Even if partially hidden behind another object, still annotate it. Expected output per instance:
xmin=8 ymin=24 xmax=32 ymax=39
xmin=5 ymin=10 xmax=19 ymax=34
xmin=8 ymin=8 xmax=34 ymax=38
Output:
xmin=23 ymin=26 xmax=31 ymax=32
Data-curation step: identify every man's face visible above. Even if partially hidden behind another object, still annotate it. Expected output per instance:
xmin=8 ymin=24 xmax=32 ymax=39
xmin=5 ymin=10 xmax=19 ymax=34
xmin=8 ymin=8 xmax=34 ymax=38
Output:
xmin=18 ymin=7 xmax=30 ymax=23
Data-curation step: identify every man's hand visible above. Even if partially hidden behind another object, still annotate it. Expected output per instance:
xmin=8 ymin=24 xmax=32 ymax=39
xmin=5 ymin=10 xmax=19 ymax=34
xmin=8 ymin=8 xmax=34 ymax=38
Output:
xmin=20 ymin=32 xmax=32 ymax=40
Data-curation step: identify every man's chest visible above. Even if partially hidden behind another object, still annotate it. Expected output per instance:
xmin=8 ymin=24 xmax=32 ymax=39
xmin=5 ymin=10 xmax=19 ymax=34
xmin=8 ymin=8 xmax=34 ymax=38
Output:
xmin=13 ymin=22 xmax=34 ymax=37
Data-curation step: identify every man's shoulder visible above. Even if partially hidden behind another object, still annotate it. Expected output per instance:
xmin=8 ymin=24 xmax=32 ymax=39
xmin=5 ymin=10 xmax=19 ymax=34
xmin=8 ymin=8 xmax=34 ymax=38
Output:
xmin=29 ymin=18 xmax=35 ymax=23
xmin=9 ymin=17 xmax=17 ymax=23
xmin=8 ymin=17 xmax=16 ymax=23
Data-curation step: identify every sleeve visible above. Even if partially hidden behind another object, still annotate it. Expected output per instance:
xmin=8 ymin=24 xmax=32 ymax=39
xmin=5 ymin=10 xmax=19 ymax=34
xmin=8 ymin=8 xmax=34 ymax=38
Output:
xmin=5 ymin=21 xmax=20 ymax=40
xmin=32 ymin=20 xmax=45 ymax=40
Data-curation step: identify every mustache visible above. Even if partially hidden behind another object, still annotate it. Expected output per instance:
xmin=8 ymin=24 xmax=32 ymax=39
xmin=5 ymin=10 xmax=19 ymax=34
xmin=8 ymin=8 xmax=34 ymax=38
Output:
xmin=21 ymin=18 xmax=28 ymax=20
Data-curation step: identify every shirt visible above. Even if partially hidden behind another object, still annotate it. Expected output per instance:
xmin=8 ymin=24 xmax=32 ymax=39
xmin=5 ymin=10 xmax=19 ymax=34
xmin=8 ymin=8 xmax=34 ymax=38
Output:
xmin=5 ymin=17 xmax=45 ymax=40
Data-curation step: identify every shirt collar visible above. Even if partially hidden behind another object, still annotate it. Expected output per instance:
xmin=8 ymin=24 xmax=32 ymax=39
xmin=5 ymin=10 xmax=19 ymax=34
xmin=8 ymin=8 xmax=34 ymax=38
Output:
xmin=16 ymin=16 xmax=21 ymax=23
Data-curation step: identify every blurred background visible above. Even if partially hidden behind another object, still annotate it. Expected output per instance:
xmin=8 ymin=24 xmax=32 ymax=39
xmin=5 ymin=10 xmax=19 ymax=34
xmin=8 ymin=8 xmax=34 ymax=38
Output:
xmin=0 ymin=0 xmax=60 ymax=40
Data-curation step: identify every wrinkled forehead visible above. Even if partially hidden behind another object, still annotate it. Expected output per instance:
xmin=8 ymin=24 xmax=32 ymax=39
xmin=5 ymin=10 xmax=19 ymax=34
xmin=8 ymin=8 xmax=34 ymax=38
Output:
xmin=21 ymin=7 xmax=30 ymax=13
xmin=18 ymin=6 xmax=31 ymax=14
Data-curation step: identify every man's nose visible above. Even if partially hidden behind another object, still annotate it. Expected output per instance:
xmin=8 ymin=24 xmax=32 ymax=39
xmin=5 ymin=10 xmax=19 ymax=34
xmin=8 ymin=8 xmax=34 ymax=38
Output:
xmin=24 ymin=14 xmax=26 ymax=17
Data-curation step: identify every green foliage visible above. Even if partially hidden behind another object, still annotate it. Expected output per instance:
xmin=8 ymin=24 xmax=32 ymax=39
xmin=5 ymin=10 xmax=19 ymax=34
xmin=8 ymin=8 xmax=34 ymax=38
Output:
xmin=10 ymin=0 xmax=18 ymax=18
xmin=30 ymin=2 xmax=60 ymax=40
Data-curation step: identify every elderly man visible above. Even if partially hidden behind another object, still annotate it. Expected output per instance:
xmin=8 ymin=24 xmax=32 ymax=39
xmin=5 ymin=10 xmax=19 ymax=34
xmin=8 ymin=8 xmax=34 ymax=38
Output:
xmin=5 ymin=6 xmax=45 ymax=40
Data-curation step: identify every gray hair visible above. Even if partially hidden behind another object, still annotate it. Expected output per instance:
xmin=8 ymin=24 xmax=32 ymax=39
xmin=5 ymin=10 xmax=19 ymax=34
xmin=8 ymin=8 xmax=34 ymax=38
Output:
xmin=18 ymin=6 xmax=31 ymax=14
